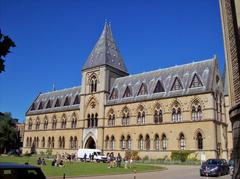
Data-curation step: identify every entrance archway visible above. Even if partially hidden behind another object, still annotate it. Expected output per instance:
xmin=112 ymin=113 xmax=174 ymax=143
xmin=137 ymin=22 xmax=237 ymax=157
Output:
xmin=84 ymin=136 xmax=96 ymax=149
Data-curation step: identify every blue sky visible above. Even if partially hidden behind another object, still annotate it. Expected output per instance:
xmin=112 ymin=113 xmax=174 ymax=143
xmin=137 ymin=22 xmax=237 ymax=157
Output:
xmin=0 ymin=0 xmax=225 ymax=122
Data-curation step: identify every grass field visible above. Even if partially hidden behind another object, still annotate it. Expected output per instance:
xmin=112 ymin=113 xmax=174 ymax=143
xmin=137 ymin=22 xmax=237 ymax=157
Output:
xmin=0 ymin=156 xmax=165 ymax=178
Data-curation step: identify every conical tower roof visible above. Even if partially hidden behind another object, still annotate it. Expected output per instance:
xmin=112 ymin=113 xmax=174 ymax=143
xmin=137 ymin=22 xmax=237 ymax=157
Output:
xmin=82 ymin=22 xmax=128 ymax=73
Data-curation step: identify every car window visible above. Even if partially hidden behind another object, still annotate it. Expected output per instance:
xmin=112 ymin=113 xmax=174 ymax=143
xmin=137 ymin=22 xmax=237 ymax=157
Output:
xmin=206 ymin=159 xmax=219 ymax=165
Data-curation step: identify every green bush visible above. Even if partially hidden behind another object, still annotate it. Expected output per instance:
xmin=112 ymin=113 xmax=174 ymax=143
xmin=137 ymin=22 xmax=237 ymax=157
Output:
xmin=171 ymin=151 xmax=192 ymax=162
xmin=39 ymin=151 xmax=45 ymax=157
xmin=125 ymin=151 xmax=141 ymax=160
xmin=46 ymin=149 xmax=52 ymax=158
xmin=143 ymin=155 xmax=149 ymax=160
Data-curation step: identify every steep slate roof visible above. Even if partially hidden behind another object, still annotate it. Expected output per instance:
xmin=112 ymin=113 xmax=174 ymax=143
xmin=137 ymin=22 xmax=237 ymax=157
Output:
xmin=82 ymin=22 xmax=128 ymax=73
xmin=26 ymin=86 xmax=81 ymax=115
xmin=107 ymin=58 xmax=216 ymax=105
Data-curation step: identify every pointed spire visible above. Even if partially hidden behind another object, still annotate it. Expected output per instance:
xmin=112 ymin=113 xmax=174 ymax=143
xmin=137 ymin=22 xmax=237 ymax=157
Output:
xmin=82 ymin=22 xmax=128 ymax=73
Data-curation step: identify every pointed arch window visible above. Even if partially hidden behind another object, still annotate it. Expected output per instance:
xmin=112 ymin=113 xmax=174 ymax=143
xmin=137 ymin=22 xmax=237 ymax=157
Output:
xmin=73 ymin=95 xmax=80 ymax=105
xmin=105 ymin=136 xmax=110 ymax=149
xmin=108 ymin=110 xmax=115 ymax=126
xmin=71 ymin=115 xmax=77 ymax=128
xmin=137 ymin=107 xmax=145 ymax=124
xmin=51 ymin=137 xmax=55 ymax=148
xmin=87 ymin=113 xmax=98 ymax=128
xmin=28 ymin=119 xmax=33 ymax=130
xmin=44 ymin=118 xmax=48 ymax=130
xmin=179 ymin=133 xmax=186 ymax=150
xmin=64 ymin=97 xmax=70 ymax=106
xmin=46 ymin=100 xmax=52 ymax=108
xmin=192 ymin=103 xmax=202 ymax=121
xmin=139 ymin=135 xmax=144 ymax=150
xmin=110 ymin=88 xmax=118 ymax=100
xmin=47 ymin=137 xmax=51 ymax=148
xmin=138 ymin=83 xmax=148 ymax=96
xmin=36 ymin=118 xmax=40 ymax=130
xmin=90 ymin=75 xmax=97 ymax=93
xmin=154 ymin=134 xmax=160 ymax=150
xmin=190 ymin=74 xmax=203 ymax=88
xmin=162 ymin=134 xmax=167 ymax=150
xmin=171 ymin=77 xmax=183 ymax=91
xmin=52 ymin=116 xmax=57 ymax=129
xmin=126 ymin=135 xmax=131 ymax=150
xmin=61 ymin=116 xmax=67 ymax=129
xmin=172 ymin=106 xmax=182 ymax=122
xmin=42 ymin=137 xmax=45 ymax=148
xmin=154 ymin=108 xmax=163 ymax=124
xmin=122 ymin=108 xmax=130 ymax=125
xmin=55 ymin=98 xmax=61 ymax=107
xmin=197 ymin=132 xmax=203 ymax=150
xmin=110 ymin=136 xmax=115 ymax=150
xmin=153 ymin=80 xmax=165 ymax=93
xmin=120 ymin=135 xmax=126 ymax=149
xmin=123 ymin=86 xmax=132 ymax=98
xmin=145 ymin=135 xmax=150 ymax=150
xmin=73 ymin=136 xmax=78 ymax=149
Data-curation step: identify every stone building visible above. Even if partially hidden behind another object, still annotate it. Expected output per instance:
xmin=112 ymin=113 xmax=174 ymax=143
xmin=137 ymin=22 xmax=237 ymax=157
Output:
xmin=23 ymin=23 xmax=230 ymax=160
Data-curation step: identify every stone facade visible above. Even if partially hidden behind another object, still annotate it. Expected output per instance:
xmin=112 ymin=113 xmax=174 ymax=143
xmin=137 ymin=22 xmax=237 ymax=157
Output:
xmin=23 ymin=23 xmax=231 ymax=160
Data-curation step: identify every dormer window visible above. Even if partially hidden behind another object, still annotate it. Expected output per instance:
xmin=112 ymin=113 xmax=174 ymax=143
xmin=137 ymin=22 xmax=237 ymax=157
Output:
xmin=123 ymin=86 xmax=132 ymax=98
xmin=46 ymin=100 xmax=52 ymax=109
xmin=73 ymin=95 xmax=80 ymax=105
xmin=55 ymin=98 xmax=60 ymax=107
xmin=38 ymin=101 xmax=43 ymax=110
xmin=138 ymin=83 xmax=148 ymax=96
xmin=110 ymin=88 xmax=118 ymax=100
xmin=171 ymin=77 xmax=183 ymax=91
xmin=90 ymin=75 xmax=97 ymax=93
xmin=64 ymin=97 xmax=70 ymax=106
xmin=153 ymin=80 xmax=165 ymax=93
xmin=30 ymin=103 xmax=36 ymax=111
xmin=190 ymin=74 xmax=203 ymax=88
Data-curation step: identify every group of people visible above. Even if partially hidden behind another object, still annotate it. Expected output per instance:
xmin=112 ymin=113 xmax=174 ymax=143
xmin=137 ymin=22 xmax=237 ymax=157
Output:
xmin=37 ymin=157 xmax=46 ymax=166
xmin=83 ymin=153 xmax=94 ymax=162
xmin=106 ymin=153 xmax=133 ymax=169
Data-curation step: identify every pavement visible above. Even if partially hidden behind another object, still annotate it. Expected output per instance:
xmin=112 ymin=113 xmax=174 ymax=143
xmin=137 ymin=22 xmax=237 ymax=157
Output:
xmin=61 ymin=165 xmax=231 ymax=179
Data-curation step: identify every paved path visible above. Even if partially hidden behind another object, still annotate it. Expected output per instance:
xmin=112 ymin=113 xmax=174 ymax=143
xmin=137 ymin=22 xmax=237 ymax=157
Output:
xmin=64 ymin=165 xmax=231 ymax=179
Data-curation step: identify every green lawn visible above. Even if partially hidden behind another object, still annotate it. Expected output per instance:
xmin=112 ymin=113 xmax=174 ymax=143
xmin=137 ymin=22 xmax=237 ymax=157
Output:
xmin=0 ymin=156 xmax=165 ymax=178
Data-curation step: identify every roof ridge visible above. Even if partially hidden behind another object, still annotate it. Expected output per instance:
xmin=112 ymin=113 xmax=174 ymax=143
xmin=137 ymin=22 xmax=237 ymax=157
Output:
xmin=39 ymin=85 xmax=81 ymax=96
xmin=115 ymin=58 xmax=214 ymax=81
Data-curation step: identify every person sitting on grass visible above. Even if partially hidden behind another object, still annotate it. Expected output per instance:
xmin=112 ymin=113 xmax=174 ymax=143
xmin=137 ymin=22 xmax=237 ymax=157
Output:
xmin=52 ymin=158 xmax=57 ymax=166
xmin=59 ymin=160 xmax=64 ymax=167
xmin=42 ymin=158 xmax=46 ymax=166
xmin=37 ymin=157 xmax=42 ymax=165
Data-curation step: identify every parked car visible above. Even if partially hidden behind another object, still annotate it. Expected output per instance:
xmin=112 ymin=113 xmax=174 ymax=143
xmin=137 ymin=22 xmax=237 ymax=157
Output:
xmin=0 ymin=163 xmax=46 ymax=179
xmin=200 ymin=159 xmax=229 ymax=177
xmin=228 ymin=159 xmax=234 ymax=176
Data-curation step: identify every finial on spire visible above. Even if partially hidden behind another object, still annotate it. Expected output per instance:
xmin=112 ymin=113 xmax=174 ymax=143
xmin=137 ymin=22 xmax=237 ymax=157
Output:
xmin=52 ymin=83 xmax=55 ymax=91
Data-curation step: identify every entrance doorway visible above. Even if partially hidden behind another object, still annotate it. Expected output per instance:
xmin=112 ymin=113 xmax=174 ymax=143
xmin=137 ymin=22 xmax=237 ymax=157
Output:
xmin=84 ymin=136 xmax=96 ymax=149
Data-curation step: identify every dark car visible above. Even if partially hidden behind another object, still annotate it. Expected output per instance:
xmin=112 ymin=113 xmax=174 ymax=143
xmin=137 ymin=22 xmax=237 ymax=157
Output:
xmin=0 ymin=163 xmax=46 ymax=179
xmin=200 ymin=159 xmax=229 ymax=177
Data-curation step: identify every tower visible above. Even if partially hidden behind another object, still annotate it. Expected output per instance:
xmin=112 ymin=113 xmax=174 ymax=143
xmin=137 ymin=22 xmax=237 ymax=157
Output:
xmin=79 ymin=22 xmax=128 ymax=150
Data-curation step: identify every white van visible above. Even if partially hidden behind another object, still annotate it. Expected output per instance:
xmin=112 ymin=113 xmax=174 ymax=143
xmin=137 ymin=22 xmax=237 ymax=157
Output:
xmin=76 ymin=149 xmax=107 ymax=162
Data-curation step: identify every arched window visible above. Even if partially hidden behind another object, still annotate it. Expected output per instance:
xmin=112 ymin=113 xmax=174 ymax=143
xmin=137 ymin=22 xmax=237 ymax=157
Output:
xmin=91 ymin=114 xmax=95 ymax=128
xmin=59 ymin=136 xmax=62 ymax=148
xmin=94 ymin=113 xmax=98 ymax=127
xmin=36 ymin=118 xmax=40 ymax=130
xmin=172 ymin=105 xmax=182 ymax=122
xmin=192 ymin=102 xmax=202 ymax=121
xmin=105 ymin=136 xmax=110 ymax=149
xmin=71 ymin=115 xmax=77 ymax=128
xmin=42 ymin=137 xmax=45 ymax=148
xmin=145 ymin=135 xmax=150 ymax=150
xmin=52 ymin=116 xmax=57 ymax=129
xmin=26 ymin=137 xmax=29 ymax=147
xmin=120 ymin=135 xmax=126 ymax=149
xmin=138 ymin=83 xmax=148 ymax=96
xmin=87 ymin=114 xmax=91 ymax=128
xmin=110 ymin=136 xmax=115 ymax=150
xmin=61 ymin=115 xmax=67 ymax=129
xmin=44 ymin=118 xmax=48 ymax=130
xmin=122 ymin=108 xmax=130 ymax=126
xmin=179 ymin=133 xmax=186 ymax=150
xmin=70 ymin=136 xmax=73 ymax=149
xmin=154 ymin=107 xmax=163 ymax=124
xmin=108 ymin=110 xmax=115 ymax=126
xmin=62 ymin=137 xmax=65 ymax=149
xmin=197 ymin=132 xmax=203 ymax=150
xmin=139 ymin=135 xmax=144 ymax=150
xmin=51 ymin=137 xmax=55 ymax=148
xmin=126 ymin=135 xmax=131 ymax=150
xmin=48 ymin=137 xmax=51 ymax=148
xmin=219 ymin=95 xmax=223 ymax=121
xmin=162 ymin=134 xmax=167 ymax=150
xmin=28 ymin=119 xmax=33 ymax=130
xmin=137 ymin=106 xmax=145 ymax=124
xmin=154 ymin=134 xmax=160 ymax=150
xmin=36 ymin=137 xmax=39 ymax=148
xmin=74 ymin=136 xmax=78 ymax=149
xmin=90 ymin=75 xmax=97 ymax=93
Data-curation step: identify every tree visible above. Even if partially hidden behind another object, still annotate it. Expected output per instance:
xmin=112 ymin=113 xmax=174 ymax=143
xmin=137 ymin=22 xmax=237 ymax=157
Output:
xmin=0 ymin=31 xmax=16 ymax=73
xmin=0 ymin=112 xmax=18 ymax=153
